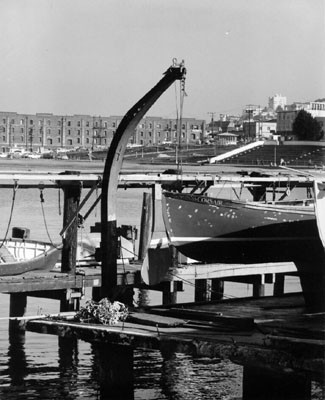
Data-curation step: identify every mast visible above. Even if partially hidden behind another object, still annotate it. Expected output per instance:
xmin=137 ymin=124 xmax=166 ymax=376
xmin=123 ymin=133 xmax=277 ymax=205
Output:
xmin=100 ymin=59 xmax=186 ymax=299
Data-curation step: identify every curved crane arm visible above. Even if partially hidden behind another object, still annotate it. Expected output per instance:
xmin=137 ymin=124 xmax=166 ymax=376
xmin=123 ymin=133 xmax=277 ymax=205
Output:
xmin=100 ymin=60 xmax=186 ymax=296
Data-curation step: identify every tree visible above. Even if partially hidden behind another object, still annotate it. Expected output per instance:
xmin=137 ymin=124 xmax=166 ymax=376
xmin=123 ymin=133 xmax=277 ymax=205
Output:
xmin=292 ymin=109 xmax=324 ymax=141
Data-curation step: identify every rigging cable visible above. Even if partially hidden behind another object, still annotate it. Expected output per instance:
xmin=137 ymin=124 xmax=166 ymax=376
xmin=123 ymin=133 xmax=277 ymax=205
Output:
xmin=0 ymin=180 xmax=19 ymax=249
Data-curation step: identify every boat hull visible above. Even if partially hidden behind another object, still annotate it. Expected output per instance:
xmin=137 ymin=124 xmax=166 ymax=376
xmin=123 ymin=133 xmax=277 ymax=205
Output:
xmin=162 ymin=192 xmax=321 ymax=264
xmin=0 ymin=239 xmax=61 ymax=276
xmin=162 ymin=191 xmax=325 ymax=309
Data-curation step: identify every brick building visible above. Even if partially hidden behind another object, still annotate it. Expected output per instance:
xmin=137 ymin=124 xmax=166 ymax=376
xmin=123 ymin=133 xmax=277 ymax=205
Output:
xmin=0 ymin=111 xmax=205 ymax=153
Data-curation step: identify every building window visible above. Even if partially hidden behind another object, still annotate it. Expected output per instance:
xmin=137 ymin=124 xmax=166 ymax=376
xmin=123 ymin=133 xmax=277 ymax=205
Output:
xmin=30 ymin=120 xmax=34 ymax=125
xmin=48 ymin=138 xmax=53 ymax=145
xmin=86 ymin=138 xmax=90 ymax=144
xmin=78 ymin=130 xmax=81 ymax=135
xmin=2 ymin=119 xmax=5 ymax=124
xmin=86 ymin=121 xmax=90 ymax=127
xmin=20 ymin=128 xmax=24 ymax=133
xmin=77 ymin=138 xmax=81 ymax=144
xmin=77 ymin=121 xmax=81 ymax=127
xmin=47 ymin=120 xmax=51 ymax=126
xmin=20 ymin=119 xmax=24 ymax=125
xmin=11 ymin=119 xmax=15 ymax=124
xmin=86 ymin=130 xmax=90 ymax=135
xmin=67 ymin=121 xmax=71 ymax=126
xmin=57 ymin=120 xmax=61 ymax=126
xmin=104 ymin=122 xmax=108 ymax=128
xmin=68 ymin=130 xmax=71 ymax=135
xmin=67 ymin=139 xmax=72 ymax=145
xmin=58 ymin=137 xmax=61 ymax=143
xmin=21 ymin=136 xmax=24 ymax=141
xmin=58 ymin=129 xmax=61 ymax=135
xmin=2 ymin=136 xmax=5 ymax=141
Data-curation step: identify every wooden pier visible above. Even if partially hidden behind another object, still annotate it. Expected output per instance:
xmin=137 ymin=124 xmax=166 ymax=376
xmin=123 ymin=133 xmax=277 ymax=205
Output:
xmin=26 ymin=293 xmax=324 ymax=400
xmin=0 ymin=169 xmax=324 ymax=399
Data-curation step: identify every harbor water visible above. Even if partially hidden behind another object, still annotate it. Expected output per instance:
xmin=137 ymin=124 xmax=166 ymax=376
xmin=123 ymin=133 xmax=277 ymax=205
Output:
xmin=0 ymin=164 xmax=322 ymax=399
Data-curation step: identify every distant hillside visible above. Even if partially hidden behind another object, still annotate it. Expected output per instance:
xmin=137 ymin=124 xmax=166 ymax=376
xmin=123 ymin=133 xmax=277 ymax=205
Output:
xmin=315 ymin=98 xmax=325 ymax=102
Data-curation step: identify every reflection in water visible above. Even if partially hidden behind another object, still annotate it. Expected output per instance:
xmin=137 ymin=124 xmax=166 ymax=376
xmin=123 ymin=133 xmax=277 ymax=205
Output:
xmin=91 ymin=342 xmax=134 ymax=400
xmin=58 ymin=337 xmax=80 ymax=398
xmin=7 ymin=333 xmax=28 ymax=386
xmin=160 ymin=352 xmax=242 ymax=400
xmin=134 ymin=350 xmax=242 ymax=400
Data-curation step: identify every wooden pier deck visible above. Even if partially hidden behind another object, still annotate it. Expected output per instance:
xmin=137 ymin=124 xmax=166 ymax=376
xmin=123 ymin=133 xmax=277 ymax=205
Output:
xmin=26 ymin=292 xmax=324 ymax=399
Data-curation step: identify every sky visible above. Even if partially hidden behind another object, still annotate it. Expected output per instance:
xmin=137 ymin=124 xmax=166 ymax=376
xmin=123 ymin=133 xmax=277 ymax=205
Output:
xmin=0 ymin=0 xmax=324 ymax=121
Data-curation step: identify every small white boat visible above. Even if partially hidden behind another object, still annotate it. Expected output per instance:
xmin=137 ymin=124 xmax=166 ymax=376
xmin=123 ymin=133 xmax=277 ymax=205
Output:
xmin=0 ymin=239 xmax=61 ymax=276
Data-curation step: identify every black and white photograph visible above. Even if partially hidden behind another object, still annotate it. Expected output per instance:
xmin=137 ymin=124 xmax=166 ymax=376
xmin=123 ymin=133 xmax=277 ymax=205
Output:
xmin=0 ymin=1 xmax=324 ymax=399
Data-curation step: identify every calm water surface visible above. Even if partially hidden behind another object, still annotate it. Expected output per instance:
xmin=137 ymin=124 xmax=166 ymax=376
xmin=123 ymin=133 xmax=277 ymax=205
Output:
xmin=0 ymin=163 xmax=321 ymax=399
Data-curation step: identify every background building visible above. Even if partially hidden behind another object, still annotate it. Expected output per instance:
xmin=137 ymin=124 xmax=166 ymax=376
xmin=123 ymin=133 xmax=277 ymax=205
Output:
xmin=0 ymin=111 xmax=205 ymax=153
xmin=276 ymin=101 xmax=325 ymax=137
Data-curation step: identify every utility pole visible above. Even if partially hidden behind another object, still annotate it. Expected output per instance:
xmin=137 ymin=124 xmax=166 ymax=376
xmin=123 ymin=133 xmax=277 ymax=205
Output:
xmin=208 ymin=112 xmax=216 ymax=154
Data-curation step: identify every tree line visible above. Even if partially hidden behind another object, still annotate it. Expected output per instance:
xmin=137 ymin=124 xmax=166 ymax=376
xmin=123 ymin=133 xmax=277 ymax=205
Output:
xmin=292 ymin=109 xmax=324 ymax=141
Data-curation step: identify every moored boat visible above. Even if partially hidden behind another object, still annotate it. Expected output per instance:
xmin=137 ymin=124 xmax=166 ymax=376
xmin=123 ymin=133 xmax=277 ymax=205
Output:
xmin=162 ymin=189 xmax=325 ymax=309
xmin=162 ymin=191 xmax=320 ymax=264
xmin=0 ymin=238 xmax=61 ymax=276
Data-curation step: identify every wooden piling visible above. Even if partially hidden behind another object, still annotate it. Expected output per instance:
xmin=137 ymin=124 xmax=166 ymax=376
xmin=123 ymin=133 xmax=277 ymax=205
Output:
xmin=9 ymin=293 xmax=27 ymax=335
xmin=60 ymin=177 xmax=81 ymax=274
xmin=273 ymin=273 xmax=285 ymax=296
xmin=195 ymin=279 xmax=210 ymax=302
xmin=138 ymin=192 xmax=152 ymax=261
xmin=211 ymin=278 xmax=224 ymax=301
xmin=252 ymin=276 xmax=265 ymax=297
xmin=162 ymin=281 xmax=178 ymax=305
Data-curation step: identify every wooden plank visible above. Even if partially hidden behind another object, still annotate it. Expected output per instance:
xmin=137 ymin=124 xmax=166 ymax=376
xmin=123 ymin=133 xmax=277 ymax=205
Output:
xmin=127 ymin=312 xmax=187 ymax=327
xmin=166 ymin=261 xmax=297 ymax=281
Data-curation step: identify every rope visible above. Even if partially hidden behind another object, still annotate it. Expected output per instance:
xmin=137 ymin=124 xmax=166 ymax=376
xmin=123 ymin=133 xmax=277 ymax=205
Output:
xmin=0 ymin=181 xmax=19 ymax=249
xmin=39 ymin=188 xmax=60 ymax=248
